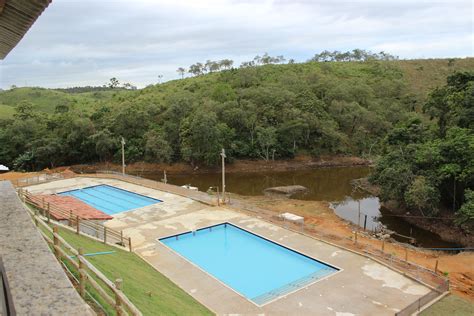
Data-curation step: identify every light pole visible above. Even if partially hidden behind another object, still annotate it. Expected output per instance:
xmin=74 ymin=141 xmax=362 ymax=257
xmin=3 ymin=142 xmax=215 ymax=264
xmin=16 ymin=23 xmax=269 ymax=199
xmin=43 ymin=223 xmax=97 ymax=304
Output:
xmin=121 ymin=137 xmax=126 ymax=175
xmin=220 ymin=148 xmax=226 ymax=204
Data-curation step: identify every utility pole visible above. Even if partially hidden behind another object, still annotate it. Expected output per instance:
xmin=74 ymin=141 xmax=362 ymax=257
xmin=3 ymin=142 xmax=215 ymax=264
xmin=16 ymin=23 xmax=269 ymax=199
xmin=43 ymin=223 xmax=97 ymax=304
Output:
xmin=220 ymin=149 xmax=226 ymax=204
xmin=121 ymin=137 xmax=126 ymax=175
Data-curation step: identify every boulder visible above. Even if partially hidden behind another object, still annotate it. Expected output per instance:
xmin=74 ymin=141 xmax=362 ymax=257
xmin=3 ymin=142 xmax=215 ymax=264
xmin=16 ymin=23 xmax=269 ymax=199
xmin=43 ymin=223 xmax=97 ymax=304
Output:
xmin=263 ymin=185 xmax=308 ymax=196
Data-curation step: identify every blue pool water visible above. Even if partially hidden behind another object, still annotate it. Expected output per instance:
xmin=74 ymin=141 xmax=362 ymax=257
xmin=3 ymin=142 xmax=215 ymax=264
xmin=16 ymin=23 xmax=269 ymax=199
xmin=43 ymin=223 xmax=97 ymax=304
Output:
xmin=59 ymin=184 xmax=162 ymax=215
xmin=160 ymin=223 xmax=338 ymax=305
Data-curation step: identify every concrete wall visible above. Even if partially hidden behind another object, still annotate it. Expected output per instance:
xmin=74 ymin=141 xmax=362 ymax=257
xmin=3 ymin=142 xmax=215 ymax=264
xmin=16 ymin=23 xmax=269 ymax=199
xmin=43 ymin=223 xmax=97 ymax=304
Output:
xmin=0 ymin=181 xmax=94 ymax=315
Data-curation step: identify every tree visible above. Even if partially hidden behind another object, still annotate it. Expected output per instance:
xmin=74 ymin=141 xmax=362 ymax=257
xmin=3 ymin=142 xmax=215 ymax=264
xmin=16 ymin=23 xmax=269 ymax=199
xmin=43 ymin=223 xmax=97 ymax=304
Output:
xmin=180 ymin=110 xmax=230 ymax=165
xmin=256 ymin=126 xmax=277 ymax=161
xmin=144 ymin=130 xmax=172 ymax=163
xmin=177 ymin=67 xmax=186 ymax=79
xmin=89 ymin=129 xmax=117 ymax=162
xmin=107 ymin=77 xmax=120 ymax=89
xmin=188 ymin=63 xmax=204 ymax=76
xmin=14 ymin=101 xmax=35 ymax=120
xmin=404 ymin=176 xmax=440 ymax=216
xmin=219 ymin=59 xmax=234 ymax=70
xmin=455 ymin=189 xmax=474 ymax=231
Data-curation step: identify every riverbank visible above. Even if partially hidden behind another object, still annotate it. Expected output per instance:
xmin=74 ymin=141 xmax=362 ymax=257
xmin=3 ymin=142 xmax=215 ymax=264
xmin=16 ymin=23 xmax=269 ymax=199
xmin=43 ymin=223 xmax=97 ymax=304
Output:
xmin=382 ymin=201 xmax=474 ymax=247
xmin=68 ymin=155 xmax=372 ymax=175
xmin=354 ymin=178 xmax=474 ymax=247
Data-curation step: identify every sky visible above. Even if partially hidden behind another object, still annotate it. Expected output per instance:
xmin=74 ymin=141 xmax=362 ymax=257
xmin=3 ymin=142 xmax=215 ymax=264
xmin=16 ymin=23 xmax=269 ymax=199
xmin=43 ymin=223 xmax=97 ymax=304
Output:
xmin=0 ymin=0 xmax=472 ymax=89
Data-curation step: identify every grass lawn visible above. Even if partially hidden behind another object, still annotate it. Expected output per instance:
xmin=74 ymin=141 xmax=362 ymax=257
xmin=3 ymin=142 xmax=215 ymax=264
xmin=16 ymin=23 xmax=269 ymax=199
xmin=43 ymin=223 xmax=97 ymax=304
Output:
xmin=57 ymin=227 xmax=213 ymax=316
xmin=420 ymin=294 xmax=474 ymax=316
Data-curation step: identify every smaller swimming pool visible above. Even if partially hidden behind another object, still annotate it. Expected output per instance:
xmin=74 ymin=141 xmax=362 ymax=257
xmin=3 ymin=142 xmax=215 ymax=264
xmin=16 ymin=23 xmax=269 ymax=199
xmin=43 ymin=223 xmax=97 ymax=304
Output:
xmin=160 ymin=223 xmax=339 ymax=305
xmin=59 ymin=184 xmax=162 ymax=215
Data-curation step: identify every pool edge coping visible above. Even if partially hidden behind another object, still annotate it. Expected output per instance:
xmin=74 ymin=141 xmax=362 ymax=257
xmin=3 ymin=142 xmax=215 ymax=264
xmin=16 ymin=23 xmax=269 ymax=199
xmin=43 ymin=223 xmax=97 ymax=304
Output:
xmin=155 ymin=221 xmax=344 ymax=308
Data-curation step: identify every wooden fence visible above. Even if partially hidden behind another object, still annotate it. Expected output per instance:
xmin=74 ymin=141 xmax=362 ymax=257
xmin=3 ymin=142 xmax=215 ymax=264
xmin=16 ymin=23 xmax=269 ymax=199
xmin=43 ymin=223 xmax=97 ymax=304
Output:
xmin=20 ymin=189 xmax=133 ymax=252
xmin=26 ymin=206 xmax=142 ymax=316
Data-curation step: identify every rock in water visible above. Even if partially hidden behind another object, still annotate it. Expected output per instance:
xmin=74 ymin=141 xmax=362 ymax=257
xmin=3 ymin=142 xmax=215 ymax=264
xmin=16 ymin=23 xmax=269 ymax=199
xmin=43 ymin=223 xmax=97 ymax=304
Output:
xmin=263 ymin=185 xmax=308 ymax=197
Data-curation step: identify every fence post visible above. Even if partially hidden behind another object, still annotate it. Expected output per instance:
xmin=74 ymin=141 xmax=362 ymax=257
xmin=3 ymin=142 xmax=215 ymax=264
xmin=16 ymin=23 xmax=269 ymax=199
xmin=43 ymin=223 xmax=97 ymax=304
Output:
xmin=78 ymin=248 xmax=86 ymax=298
xmin=34 ymin=208 xmax=39 ymax=226
xmin=121 ymin=230 xmax=124 ymax=246
xmin=47 ymin=202 xmax=51 ymax=224
xmin=103 ymin=226 xmax=107 ymax=244
xmin=434 ymin=259 xmax=439 ymax=274
xmin=76 ymin=215 xmax=80 ymax=234
xmin=53 ymin=226 xmax=60 ymax=259
xmin=115 ymin=279 xmax=123 ymax=316
xmin=68 ymin=210 xmax=73 ymax=226
xmin=354 ymin=231 xmax=358 ymax=244
xmin=128 ymin=237 xmax=132 ymax=252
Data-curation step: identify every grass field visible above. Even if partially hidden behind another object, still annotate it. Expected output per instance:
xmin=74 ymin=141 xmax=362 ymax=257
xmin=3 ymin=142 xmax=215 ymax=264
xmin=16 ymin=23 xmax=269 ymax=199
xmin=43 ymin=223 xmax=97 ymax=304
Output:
xmin=420 ymin=294 xmax=474 ymax=316
xmin=56 ymin=227 xmax=213 ymax=316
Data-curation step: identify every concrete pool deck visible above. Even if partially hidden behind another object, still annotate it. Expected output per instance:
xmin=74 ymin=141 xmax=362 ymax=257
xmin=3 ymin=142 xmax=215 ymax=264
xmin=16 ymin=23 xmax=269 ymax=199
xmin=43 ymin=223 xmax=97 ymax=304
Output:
xmin=25 ymin=177 xmax=432 ymax=315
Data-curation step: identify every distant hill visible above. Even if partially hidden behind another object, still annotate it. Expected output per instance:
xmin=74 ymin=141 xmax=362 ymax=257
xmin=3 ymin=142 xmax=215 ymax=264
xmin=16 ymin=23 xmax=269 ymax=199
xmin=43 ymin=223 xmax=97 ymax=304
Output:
xmin=0 ymin=87 xmax=133 ymax=119
xmin=1 ymin=58 xmax=472 ymax=120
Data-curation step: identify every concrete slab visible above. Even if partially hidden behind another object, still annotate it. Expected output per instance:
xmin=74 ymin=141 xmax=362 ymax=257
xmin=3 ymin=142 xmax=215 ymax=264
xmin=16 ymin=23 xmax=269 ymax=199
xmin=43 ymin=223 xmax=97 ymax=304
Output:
xmin=26 ymin=178 xmax=431 ymax=315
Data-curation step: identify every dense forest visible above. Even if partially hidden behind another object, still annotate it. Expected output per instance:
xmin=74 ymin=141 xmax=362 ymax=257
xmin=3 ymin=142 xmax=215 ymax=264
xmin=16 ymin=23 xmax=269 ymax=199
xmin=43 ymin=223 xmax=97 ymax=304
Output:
xmin=0 ymin=54 xmax=473 ymax=230
xmin=370 ymin=72 xmax=474 ymax=232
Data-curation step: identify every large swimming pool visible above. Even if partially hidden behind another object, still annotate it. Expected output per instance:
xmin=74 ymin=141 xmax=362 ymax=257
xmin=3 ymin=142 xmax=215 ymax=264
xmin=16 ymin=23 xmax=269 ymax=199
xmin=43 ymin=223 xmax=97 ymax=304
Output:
xmin=59 ymin=184 xmax=162 ymax=215
xmin=160 ymin=223 xmax=339 ymax=305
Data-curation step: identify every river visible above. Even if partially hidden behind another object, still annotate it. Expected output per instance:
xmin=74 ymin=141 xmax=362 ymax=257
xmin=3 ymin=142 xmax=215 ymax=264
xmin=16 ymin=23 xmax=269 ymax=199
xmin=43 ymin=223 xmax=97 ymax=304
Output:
xmin=136 ymin=166 xmax=458 ymax=248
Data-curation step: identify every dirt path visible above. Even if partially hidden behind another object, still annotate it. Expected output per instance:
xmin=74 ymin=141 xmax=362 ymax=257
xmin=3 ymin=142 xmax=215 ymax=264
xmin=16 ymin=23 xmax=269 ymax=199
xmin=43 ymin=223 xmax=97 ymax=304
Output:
xmin=240 ymin=195 xmax=474 ymax=301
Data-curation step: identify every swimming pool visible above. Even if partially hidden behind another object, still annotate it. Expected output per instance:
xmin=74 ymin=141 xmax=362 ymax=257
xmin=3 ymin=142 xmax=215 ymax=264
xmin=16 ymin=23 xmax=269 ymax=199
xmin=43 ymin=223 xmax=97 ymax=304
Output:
xmin=160 ymin=223 xmax=339 ymax=305
xmin=59 ymin=184 xmax=162 ymax=215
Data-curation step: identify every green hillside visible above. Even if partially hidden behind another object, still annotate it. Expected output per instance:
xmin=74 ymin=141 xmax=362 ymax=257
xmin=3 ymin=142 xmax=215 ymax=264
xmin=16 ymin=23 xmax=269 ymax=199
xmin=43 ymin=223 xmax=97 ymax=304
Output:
xmin=0 ymin=57 xmax=473 ymax=171
xmin=0 ymin=87 xmax=133 ymax=118
xmin=1 ymin=58 xmax=472 ymax=120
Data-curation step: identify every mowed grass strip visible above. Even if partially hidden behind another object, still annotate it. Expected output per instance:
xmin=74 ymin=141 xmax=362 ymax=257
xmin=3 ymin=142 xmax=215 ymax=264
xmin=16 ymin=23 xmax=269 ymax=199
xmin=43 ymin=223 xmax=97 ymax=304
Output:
xmin=420 ymin=294 xmax=474 ymax=316
xmin=57 ymin=227 xmax=213 ymax=316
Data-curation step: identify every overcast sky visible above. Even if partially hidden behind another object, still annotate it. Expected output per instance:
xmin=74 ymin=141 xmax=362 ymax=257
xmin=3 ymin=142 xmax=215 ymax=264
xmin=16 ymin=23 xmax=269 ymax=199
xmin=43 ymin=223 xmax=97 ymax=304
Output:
xmin=0 ymin=0 xmax=472 ymax=89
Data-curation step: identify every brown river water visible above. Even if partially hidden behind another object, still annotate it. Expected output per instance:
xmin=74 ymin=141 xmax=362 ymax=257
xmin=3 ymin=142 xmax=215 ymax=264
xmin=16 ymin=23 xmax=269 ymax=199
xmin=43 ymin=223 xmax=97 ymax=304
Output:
xmin=135 ymin=166 xmax=459 ymax=248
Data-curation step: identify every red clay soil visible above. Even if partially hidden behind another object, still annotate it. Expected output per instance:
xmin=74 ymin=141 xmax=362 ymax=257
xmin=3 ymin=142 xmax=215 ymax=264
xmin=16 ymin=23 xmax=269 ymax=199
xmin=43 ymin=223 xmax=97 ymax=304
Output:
xmin=35 ymin=194 xmax=112 ymax=220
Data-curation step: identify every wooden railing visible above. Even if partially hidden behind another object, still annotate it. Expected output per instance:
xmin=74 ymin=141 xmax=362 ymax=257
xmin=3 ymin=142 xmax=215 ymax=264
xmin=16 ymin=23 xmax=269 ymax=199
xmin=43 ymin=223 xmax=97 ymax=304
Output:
xmin=26 ymin=206 xmax=142 ymax=316
xmin=20 ymin=189 xmax=133 ymax=252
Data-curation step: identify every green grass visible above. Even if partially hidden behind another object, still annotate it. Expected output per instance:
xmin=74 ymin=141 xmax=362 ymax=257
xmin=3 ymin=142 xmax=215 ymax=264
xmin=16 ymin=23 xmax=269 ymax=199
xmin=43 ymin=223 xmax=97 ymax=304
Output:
xmin=56 ymin=227 xmax=213 ymax=316
xmin=420 ymin=294 xmax=474 ymax=316
xmin=0 ymin=104 xmax=15 ymax=119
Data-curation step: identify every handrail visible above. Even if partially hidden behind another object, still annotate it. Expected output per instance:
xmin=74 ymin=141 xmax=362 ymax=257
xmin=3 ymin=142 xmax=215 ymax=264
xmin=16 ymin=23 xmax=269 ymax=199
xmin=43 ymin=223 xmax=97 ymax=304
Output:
xmin=25 ymin=205 xmax=142 ymax=316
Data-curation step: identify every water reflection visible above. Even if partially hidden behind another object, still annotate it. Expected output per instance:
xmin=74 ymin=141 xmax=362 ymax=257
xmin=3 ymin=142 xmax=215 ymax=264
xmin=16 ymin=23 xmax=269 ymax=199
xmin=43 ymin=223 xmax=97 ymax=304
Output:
xmin=136 ymin=166 xmax=458 ymax=248
xmin=332 ymin=197 xmax=382 ymax=232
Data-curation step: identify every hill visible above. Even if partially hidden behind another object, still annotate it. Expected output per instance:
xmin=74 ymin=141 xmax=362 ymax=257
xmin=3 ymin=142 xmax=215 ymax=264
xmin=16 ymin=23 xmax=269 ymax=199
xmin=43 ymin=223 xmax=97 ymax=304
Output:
xmin=0 ymin=87 xmax=133 ymax=118
xmin=1 ymin=58 xmax=472 ymax=120
xmin=0 ymin=57 xmax=473 ymax=170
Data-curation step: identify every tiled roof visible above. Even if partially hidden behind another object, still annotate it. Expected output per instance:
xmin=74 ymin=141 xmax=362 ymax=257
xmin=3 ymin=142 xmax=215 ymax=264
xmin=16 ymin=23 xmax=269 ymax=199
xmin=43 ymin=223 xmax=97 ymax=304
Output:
xmin=36 ymin=195 xmax=113 ymax=220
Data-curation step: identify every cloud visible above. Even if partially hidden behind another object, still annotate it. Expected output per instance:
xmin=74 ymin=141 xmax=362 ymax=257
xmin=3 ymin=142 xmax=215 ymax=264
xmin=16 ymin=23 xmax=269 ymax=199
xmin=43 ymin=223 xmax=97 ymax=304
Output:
xmin=0 ymin=0 xmax=472 ymax=88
